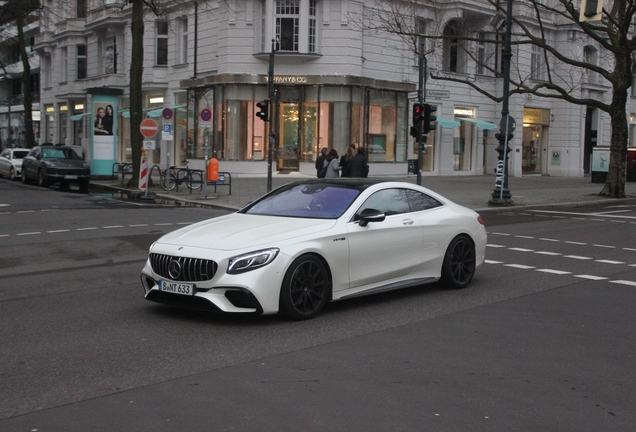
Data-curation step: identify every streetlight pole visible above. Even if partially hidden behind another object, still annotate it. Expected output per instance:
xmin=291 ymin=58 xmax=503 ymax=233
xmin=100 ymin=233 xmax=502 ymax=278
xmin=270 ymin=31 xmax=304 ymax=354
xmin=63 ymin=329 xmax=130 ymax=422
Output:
xmin=489 ymin=0 xmax=515 ymax=206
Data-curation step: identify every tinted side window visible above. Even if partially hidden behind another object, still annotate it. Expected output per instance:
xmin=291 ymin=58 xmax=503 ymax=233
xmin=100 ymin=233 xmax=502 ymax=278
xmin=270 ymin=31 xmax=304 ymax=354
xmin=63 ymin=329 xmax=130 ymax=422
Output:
xmin=406 ymin=189 xmax=443 ymax=211
xmin=354 ymin=188 xmax=410 ymax=220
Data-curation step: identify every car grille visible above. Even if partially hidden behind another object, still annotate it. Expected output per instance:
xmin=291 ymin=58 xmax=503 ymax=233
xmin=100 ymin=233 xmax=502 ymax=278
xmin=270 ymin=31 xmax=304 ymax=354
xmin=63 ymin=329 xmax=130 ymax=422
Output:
xmin=149 ymin=253 xmax=218 ymax=282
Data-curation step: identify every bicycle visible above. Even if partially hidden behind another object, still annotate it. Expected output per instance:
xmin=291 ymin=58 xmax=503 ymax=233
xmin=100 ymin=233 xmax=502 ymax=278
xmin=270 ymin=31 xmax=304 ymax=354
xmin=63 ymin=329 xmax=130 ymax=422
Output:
xmin=159 ymin=161 xmax=203 ymax=191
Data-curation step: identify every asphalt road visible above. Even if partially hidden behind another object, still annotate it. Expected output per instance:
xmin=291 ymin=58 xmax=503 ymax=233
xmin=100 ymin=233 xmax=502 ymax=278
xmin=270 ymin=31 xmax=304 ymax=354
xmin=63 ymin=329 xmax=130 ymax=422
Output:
xmin=1 ymin=180 xmax=635 ymax=431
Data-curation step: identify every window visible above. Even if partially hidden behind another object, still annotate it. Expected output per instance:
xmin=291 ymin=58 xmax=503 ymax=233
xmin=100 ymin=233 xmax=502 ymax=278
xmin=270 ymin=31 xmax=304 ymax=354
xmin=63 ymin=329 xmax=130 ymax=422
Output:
xmin=308 ymin=0 xmax=317 ymax=53
xmin=476 ymin=31 xmax=487 ymax=75
xmin=177 ymin=18 xmax=188 ymax=64
xmin=443 ymin=21 xmax=465 ymax=73
xmin=405 ymin=190 xmax=442 ymax=211
xmin=60 ymin=47 xmax=68 ymax=82
xmin=77 ymin=44 xmax=87 ymax=79
xmin=583 ymin=46 xmax=597 ymax=85
xmin=156 ymin=21 xmax=169 ymax=66
xmin=530 ymin=44 xmax=545 ymax=81
xmin=77 ymin=0 xmax=87 ymax=18
xmin=276 ymin=0 xmax=299 ymax=52
xmin=354 ymin=189 xmax=410 ymax=221
xmin=104 ymin=38 xmax=117 ymax=74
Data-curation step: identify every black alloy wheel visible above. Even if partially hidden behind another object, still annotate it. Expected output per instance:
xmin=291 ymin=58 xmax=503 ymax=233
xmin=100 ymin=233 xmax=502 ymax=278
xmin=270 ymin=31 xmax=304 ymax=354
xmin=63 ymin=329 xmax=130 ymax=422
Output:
xmin=21 ymin=168 xmax=29 ymax=184
xmin=440 ymin=235 xmax=476 ymax=289
xmin=279 ymin=255 xmax=330 ymax=320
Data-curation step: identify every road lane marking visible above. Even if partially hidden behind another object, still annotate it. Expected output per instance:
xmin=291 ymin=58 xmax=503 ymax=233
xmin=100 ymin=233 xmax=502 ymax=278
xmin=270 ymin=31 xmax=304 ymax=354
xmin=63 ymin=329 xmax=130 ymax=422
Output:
xmin=76 ymin=227 xmax=98 ymax=231
xmin=129 ymin=224 xmax=149 ymax=227
xmin=592 ymin=244 xmax=615 ymax=249
xmin=574 ymin=275 xmax=608 ymax=280
xmin=539 ymin=238 xmax=560 ymax=242
xmin=48 ymin=229 xmax=70 ymax=233
xmin=504 ymin=264 xmax=536 ymax=269
xmin=485 ymin=260 xmax=503 ymax=264
xmin=487 ymin=244 xmax=506 ymax=248
xmin=624 ymin=248 xmax=636 ymax=252
xmin=563 ymin=255 xmax=593 ymax=260
xmin=535 ymin=251 xmax=562 ymax=255
xmin=565 ymin=241 xmax=587 ymax=245
xmin=610 ymin=280 xmax=636 ymax=287
xmin=536 ymin=269 xmax=571 ymax=275
xmin=17 ymin=232 xmax=40 ymax=236
xmin=103 ymin=225 xmax=125 ymax=229
xmin=515 ymin=235 xmax=535 ymax=239
xmin=492 ymin=232 xmax=511 ymax=236
xmin=509 ymin=248 xmax=534 ymax=252
xmin=595 ymin=259 xmax=625 ymax=265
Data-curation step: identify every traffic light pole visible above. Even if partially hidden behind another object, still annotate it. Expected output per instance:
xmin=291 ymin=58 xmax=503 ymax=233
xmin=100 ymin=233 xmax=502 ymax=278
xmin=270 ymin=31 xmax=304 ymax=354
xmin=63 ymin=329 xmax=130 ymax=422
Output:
xmin=267 ymin=39 xmax=276 ymax=192
xmin=489 ymin=0 xmax=515 ymax=206
xmin=416 ymin=42 xmax=426 ymax=186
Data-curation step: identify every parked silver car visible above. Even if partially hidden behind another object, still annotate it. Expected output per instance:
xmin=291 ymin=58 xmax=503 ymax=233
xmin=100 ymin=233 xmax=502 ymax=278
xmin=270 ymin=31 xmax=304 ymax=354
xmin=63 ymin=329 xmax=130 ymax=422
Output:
xmin=0 ymin=148 xmax=29 ymax=181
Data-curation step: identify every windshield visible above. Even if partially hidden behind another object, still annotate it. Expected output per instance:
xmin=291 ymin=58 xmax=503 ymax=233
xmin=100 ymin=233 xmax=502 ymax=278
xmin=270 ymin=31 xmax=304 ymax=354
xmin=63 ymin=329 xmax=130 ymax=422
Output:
xmin=242 ymin=183 xmax=362 ymax=219
xmin=13 ymin=151 xmax=28 ymax=159
xmin=41 ymin=148 xmax=81 ymax=160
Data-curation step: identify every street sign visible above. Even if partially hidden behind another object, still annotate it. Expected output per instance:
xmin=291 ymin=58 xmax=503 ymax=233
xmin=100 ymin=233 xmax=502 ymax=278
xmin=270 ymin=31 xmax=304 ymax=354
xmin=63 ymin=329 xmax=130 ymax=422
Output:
xmin=162 ymin=125 xmax=173 ymax=141
xmin=200 ymin=108 xmax=212 ymax=122
xmin=162 ymin=108 xmax=173 ymax=120
xmin=143 ymin=140 xmax=156 ymax=150
xmin=140 ymin=118 xmax=159 ymax=138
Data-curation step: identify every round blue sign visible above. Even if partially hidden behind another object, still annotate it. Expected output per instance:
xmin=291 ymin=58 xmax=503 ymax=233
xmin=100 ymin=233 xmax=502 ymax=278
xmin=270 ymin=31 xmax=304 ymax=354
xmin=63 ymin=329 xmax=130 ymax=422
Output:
xmin=200 ymin=108 xmax=212 ymax=122
xmin=162 ymin=108 xmax=173 ymax=120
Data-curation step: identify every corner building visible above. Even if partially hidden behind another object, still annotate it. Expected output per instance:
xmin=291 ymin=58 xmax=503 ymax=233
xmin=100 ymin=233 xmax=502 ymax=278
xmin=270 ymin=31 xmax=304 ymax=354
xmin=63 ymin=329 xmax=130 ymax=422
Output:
xmin=35 ymin=0 xmax=630 ymax=178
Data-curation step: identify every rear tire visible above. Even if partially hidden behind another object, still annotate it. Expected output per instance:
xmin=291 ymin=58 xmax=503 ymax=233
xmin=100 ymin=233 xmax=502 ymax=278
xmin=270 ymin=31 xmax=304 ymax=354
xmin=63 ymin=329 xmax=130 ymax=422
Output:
xmin=160 ymin=173 xmax=176 ymax=191
xmin=279 ymin=255 xmax=330 ymax=320
xmin=187 ymin=171 xmax=203 ymax=191
xmin=440 ymin=235 xmax=476 ymax=289
xmin=21 ymin=169 xmax=29 ymax=184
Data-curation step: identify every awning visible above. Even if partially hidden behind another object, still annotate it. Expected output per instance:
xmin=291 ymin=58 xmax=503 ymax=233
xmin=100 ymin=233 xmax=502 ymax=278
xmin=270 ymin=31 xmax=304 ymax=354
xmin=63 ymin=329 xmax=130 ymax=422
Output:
xmin=70 ymin=113 xmax=92 ymax=121
xmin=460 ymin=118 xmax=497 ymax=130
xmin=147 ymin=105 xmax=186 ymax=118
xmin=436 ymin=117 xmax=460 ymax=128
xmin=119 ymin=107 xmax=153 ymax=118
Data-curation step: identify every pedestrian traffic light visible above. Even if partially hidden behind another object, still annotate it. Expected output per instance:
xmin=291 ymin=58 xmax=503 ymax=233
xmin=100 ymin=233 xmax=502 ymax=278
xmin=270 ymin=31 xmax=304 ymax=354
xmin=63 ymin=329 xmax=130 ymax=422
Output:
xmin=411 ymin=103 xmax=423 ymax=138
xmin=256 ymin=100 xmax=269 ymax=122
xmin=423 ymin=104 xmax=437 ymax=134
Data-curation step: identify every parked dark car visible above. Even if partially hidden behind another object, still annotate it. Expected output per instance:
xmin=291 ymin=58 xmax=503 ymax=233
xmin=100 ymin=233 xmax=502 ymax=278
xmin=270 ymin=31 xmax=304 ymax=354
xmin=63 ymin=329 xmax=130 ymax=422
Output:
xmin=21 ymin=145 xmax=90 ymax=192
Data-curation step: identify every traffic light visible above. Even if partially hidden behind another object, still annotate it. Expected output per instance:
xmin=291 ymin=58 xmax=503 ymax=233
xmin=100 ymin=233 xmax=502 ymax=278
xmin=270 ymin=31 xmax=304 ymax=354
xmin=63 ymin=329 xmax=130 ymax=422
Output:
xmin=423 ymin=104 xmax=437 ymax=134
xmin=411 ymin=103 xmax=424 ymax=138
xmin=256 ymin=100 xmax=269 ymax=122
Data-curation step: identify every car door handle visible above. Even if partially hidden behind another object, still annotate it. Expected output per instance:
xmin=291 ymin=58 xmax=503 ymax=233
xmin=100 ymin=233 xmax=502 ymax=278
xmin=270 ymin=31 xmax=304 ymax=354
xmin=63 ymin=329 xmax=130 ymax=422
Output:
xmin=402 ymin=219 xmax=414 ymax=225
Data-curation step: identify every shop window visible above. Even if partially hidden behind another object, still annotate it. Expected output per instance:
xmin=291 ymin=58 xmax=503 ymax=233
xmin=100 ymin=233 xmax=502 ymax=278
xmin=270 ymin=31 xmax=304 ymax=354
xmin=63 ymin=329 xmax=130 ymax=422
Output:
xmin=156 ymin=21 xmax=169 ymax=66
xmin=453 ymin=118 xmax=474 ymax=171
xmin=77 ymin=44 xmax=87 ymax=79
xmin=368 ymin=90 xmax=402 ymax=163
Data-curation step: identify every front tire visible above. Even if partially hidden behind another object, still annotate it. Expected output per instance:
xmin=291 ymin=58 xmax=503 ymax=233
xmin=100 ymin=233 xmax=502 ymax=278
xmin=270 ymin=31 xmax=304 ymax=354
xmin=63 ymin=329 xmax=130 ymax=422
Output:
xmin=9 ymin=167 xmax=16 ymax=181
xmin=440 ymin=235 xmax=476 ymax=289
xmin=37 ymin=169 xmax=48 ymax=187
xmin=279 ymin=255 xmax=330 ymax=320
xmin=21 ymin=168 xmax=29 ymax=184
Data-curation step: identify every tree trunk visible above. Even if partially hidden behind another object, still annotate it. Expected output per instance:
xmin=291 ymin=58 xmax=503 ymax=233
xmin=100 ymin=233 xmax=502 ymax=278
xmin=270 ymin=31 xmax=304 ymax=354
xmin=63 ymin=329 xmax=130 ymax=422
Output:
xmin=16 ymin=15 xmax=35 ymax=149
xmin=127 ymin=0 xmax=144 ymax=187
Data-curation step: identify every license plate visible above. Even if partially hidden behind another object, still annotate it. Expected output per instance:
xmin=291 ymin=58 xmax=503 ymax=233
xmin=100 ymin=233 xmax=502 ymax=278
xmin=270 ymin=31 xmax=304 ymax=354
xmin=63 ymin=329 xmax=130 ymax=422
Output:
xmin=158 ymin=280 xmax=194 ymax=296
xmin=64 ymin=175 xmax=78 ymax=179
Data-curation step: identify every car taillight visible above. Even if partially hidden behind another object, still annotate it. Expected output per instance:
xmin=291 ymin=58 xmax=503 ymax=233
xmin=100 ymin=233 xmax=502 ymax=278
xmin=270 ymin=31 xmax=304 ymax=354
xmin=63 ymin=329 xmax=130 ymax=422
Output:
xmin=477 ymin=216 xmax=484 ymax=225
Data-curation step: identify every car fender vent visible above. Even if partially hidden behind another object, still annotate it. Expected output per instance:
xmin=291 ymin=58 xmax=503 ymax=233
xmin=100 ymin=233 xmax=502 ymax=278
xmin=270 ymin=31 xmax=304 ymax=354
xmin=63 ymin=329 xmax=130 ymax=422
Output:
xmin=150 ymin=253 xmax=218 ymax=282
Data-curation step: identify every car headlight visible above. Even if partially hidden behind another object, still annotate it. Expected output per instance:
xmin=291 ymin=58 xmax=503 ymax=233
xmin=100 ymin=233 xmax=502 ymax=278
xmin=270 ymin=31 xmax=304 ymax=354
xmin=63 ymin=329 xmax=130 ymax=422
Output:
xmin=227 ymin=248 xmax=279 ymax=274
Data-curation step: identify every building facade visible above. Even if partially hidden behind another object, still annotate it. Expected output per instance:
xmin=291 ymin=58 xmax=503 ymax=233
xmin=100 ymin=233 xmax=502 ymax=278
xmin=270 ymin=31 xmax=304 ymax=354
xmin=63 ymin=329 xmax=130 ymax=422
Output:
xmin=31 ymin=0 xmax=635 ymax=178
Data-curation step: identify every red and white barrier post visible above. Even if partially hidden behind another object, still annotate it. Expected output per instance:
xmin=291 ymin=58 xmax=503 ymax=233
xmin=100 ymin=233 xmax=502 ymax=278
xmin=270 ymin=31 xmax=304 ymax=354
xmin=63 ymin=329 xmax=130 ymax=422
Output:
xmin=139 ymin=149 xmax=149 ymax=192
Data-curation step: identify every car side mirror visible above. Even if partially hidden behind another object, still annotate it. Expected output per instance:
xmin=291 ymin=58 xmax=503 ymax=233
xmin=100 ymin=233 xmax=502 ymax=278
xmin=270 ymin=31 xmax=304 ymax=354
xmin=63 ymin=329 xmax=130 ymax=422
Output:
xmin=358 ymin=208 xmax=385 ymax=227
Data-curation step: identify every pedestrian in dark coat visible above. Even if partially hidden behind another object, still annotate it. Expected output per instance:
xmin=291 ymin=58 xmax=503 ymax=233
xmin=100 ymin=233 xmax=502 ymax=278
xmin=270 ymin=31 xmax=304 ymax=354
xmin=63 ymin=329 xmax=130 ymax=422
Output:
xmin=315 ymin=147 xmax=328 ymax=177
xmin=339 ymin=144 xmax=356 ymax=178
xmin=349 ymin=147 xmax=369 ymax=178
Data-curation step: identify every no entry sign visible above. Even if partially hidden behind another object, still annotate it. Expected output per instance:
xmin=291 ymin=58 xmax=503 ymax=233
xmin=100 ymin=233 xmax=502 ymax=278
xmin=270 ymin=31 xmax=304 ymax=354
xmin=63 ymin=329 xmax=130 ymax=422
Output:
xmin=140 ymin=118 xmax=159 ymax=138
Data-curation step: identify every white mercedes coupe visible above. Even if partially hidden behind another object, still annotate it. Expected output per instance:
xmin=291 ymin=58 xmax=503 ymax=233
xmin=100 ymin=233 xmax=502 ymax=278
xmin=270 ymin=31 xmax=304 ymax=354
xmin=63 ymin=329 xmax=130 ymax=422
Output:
xmin=140 ymin=179 xmax=487 ymax=320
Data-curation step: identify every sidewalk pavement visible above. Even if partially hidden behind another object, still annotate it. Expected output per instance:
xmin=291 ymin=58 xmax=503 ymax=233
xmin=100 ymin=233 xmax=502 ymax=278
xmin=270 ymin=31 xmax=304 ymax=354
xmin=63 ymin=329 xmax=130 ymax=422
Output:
xmin=92 ymin=172 xmax=636 ymax=212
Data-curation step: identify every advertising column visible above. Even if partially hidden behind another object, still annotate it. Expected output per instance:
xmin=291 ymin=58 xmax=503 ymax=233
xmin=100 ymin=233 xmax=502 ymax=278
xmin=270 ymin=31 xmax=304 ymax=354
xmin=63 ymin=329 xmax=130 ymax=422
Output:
xmin=91 ymin=96 xmax=117 ymax=176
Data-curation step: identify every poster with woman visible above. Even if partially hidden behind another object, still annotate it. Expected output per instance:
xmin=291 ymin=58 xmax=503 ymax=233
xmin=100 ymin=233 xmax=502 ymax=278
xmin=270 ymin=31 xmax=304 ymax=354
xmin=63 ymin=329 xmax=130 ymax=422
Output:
xmin=91 ymin=98 xmax=117 ymax=175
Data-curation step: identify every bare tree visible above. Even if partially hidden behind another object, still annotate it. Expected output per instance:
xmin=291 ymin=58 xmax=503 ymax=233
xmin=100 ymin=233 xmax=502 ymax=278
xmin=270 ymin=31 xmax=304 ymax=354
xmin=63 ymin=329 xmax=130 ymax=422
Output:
xmin=0 ymin=0 xmax=40 ymax=149
xmin=357 ymin=0 xmax=635 ymax=198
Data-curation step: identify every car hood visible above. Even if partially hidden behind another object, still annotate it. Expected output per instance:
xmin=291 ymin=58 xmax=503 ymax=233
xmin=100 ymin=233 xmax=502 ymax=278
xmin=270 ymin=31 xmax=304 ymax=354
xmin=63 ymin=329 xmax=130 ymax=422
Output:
xmin=155 ymin=213 xmax=337 ymax=251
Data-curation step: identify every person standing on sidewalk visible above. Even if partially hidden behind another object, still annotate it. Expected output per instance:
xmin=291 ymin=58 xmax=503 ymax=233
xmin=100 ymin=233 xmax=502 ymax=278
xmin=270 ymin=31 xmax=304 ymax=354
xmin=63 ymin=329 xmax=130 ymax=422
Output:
xmin=349 ymin=147 xmax=369 ymax=178
xmin=324 ymin=149 xmax=341 ymax=178
xmin=315 ymin=147 xmax=328 ymax=177
xmin=339 ymin=144 xmax=356 ymax=178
